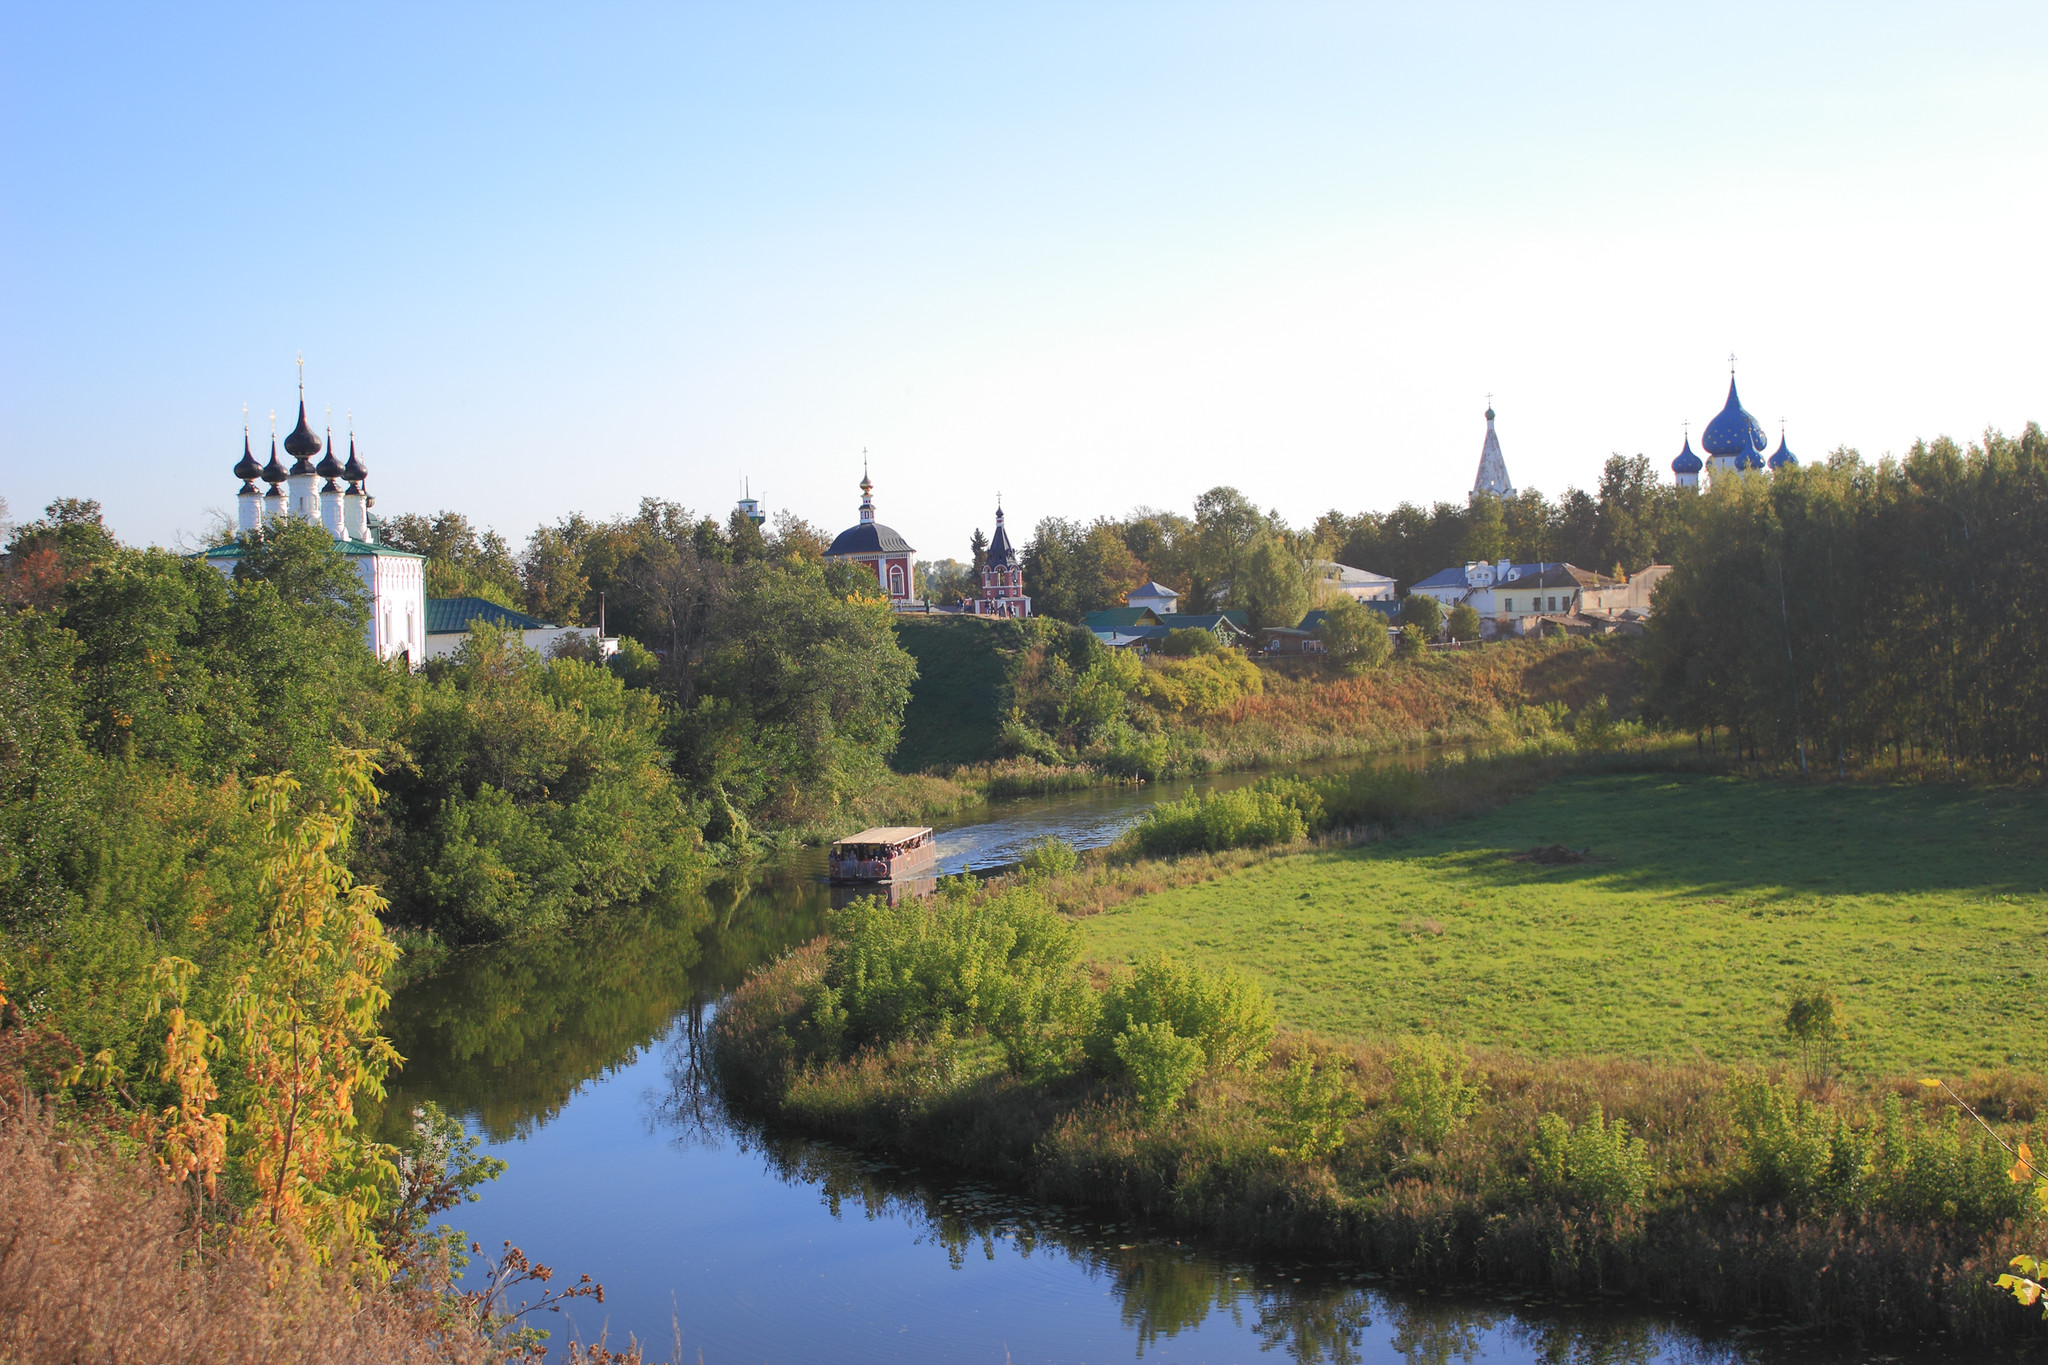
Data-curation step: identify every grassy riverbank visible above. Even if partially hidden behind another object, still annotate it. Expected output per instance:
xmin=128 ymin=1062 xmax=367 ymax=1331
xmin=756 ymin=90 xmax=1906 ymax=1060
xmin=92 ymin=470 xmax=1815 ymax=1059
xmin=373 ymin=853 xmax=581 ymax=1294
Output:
xmin=1077 ymin=771 xmax=2048 ymax=1075
xmin=712 ymin=760 xmax=2048 ymax=1347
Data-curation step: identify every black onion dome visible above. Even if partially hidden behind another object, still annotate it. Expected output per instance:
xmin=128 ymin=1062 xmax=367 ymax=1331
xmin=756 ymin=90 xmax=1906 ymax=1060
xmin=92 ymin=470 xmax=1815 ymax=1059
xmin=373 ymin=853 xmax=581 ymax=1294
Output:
xmin=985 ymin=515 xmax=1017 ymax=567
xmin=316 ymin=447 xmax=344 ymax=481
xmin=233 ymin=430 xmax=262 ymax=483
xmin=342 ymin=438 xmax=366 ymax=485
xmin=261 ymin=435 xmax=288 ymax=485
xmin=283 ymin=398 xmax=322 ymax=470
xmin=825 ymin=522 xmax=915 ymax=556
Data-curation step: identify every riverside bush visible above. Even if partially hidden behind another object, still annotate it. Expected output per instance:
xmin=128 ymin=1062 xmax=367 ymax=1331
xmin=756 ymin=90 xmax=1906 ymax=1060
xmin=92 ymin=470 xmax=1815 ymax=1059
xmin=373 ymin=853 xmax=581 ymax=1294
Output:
xmin=1088 ymin=953 xmax=1275 ymax=1077
xmin=1727 ymin=1077 xmax=2030 ymax=1231
xmin=1386 ymin=1036 xmax=1478 ymax=1151
xmin=1129 ymin=776 xmax=1320 ymax=856
xmin=1114 ymin=1021 xmax=1206 ymax=1119
xmin=819 ymin=878 xmax=1090 ymax=1073
xmin=1268 ymin=1052 xmax=1363 ymax=1162
xmin=1530 ymin=1105 xmax=1653 ymax=1213
xmin=1019 ymin=835 xmax=1081 ymax=878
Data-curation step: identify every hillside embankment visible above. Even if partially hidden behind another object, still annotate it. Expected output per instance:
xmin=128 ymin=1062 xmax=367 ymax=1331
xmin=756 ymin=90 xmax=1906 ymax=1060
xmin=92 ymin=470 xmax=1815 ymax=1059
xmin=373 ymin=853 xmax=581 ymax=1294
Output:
xmin=713 ymin=755 xmax=2048 ymax=1348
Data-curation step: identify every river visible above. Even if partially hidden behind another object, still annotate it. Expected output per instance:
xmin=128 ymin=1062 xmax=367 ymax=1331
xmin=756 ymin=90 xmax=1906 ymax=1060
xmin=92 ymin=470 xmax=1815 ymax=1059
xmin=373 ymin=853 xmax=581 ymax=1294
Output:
xmin=378 ymin=770 xmax=1964 ymax=1364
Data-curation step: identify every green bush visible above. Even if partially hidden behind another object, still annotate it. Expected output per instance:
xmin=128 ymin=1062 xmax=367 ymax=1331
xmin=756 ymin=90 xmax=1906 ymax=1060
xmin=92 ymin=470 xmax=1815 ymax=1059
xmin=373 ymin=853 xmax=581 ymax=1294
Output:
xmin=1019 ymin=835 xmax=1080 ymax=878
xmin=1725 ymin=1077 xmax=2027 ymax=1230
xmin=1386 ymin=1036 xmax=1478 ymax=1150
xmin=1268 ymin=1053 xmax=1363 ymax=1162
xmin=1129 ymin=776 xmax=1321 ymax=856
xmin=1446 ymin=603 xmax=1483 ymax=643
xmin=819 ymin=878 xmax=1089 ymax=1074
xmin=1396 ymin=623 xmax=1428 ymax=657
xmin=1530 ymin=1105 xmax=1653 ymax=1213
xmin=1114 ymin=1021 xmax=1205 ymax=1120
xmin=1158 ymin=626 xmax=1221 ymax=656
xmin=1088 ymin=953 xmax=1275 ymax=1077
xmin=1397 ymin=593 xmax=1444 ymax=636
xmin=1308 ymin=763 xmax=1429 ymax=831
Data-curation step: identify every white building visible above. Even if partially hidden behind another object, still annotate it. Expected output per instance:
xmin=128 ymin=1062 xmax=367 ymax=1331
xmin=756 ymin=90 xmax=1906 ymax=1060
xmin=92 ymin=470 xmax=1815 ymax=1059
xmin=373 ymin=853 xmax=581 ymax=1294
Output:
xmin=1126 ymin=580 xmax=1180 ymax=615
xmin=423 ymin=597 xmax=617 ymax=661
xmin=1315 ymin=561 xmax=1396 ymax=603
xmin=204 ymin=380 xmax=427 ymax=667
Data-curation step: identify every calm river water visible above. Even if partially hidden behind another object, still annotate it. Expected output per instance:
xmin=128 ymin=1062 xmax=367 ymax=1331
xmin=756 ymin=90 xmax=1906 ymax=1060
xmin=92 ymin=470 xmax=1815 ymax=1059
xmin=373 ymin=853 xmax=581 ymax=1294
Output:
xmin=378 ymin=772 xmax=1978 ymax=1364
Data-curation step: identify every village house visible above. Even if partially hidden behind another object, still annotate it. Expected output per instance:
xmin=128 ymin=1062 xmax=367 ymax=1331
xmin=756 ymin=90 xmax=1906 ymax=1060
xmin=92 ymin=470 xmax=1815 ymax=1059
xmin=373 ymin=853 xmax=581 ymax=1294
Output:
xmin=1314 ymin=561 xmax=1397 ymax=602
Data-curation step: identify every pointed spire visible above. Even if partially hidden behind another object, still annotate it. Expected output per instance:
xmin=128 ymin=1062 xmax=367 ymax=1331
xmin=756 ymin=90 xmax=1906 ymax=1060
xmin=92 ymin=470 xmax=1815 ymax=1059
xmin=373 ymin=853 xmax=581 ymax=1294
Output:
xmin=234 ymin=405 xmax=261 ymax=484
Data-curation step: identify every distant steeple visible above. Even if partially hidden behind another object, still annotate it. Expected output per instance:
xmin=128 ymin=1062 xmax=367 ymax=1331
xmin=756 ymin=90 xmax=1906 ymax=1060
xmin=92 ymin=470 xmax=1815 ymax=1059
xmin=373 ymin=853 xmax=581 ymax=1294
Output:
xmin=1472 ymin=400 xmax=1515 ymax=498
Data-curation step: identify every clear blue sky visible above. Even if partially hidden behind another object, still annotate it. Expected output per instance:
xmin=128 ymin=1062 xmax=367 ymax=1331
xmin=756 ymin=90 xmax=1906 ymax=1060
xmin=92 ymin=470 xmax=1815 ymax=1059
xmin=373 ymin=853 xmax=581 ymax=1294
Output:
xmin=4 ymin=3 xmax=2044 ymax=562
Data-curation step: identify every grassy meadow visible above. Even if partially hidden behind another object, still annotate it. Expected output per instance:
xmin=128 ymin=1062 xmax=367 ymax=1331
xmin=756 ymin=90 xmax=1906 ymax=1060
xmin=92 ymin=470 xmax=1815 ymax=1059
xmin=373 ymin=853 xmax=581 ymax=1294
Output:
xmin=1077 ymin=772 xmax=2048 ymax=1076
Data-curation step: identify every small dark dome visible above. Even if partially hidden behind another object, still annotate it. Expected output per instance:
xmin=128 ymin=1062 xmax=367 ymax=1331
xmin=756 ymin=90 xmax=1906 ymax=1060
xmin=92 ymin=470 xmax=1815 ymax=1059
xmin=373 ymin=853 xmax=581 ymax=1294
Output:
xmin=1485 ymin=407 xmax=1495 ymax=422
xmin=1672 ymin=435 xmax=1702 ymax=475
xmin=261 ymin=436 xmax=288 ymax=486
xmin=1768 ymin=435 xmax=1798 ymax=470
xmin=342 ymin=438 xmax=366 ymax=486
xmin=315 ymin=447 xmax=344 ymax=481
xmin=233 ymin=430 xmax=262 ymax=483
xmin=283 ymin=398 xmax=322 ymax=470
xmin=1701 ymin=376 xmax=1768 ymax=460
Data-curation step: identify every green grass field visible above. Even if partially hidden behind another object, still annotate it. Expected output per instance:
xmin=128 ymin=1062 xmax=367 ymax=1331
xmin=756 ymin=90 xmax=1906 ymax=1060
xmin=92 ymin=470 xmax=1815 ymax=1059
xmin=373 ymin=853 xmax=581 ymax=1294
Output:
xmin=1077 ymin=772 xmax=2048 ymax=1075
xmin=890 ymin=615 xmax=1009 ymax=772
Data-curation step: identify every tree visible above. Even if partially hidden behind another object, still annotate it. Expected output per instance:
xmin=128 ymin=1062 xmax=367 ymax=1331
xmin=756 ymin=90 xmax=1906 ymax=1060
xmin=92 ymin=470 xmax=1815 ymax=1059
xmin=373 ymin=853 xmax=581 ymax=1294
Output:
xmin=1446 ymin=603 xmax=1482 ymax=643
xmin=1190 ymin=487 xmax=1266 ymax=611
xmin=1238 ymin=533 xmax=1309 ymax=631
xmin=1159 ymin=627 xmax=1220 ymax=656
xmin=1397 ymin=592 xmax=1445 ymax=637
xmin=1397 ymin=623 xmax=1428 ymax=657
xmin=1023 ymin=518 xmax=1147 ymax=622
xmin=1463 ymin=493 xmax=1506 ymax=564
xmin=1314 ymin=595 xmax=1390 ymax=670
xmin=378 ymin=511 xmax=522 ymax=606
xmin=518 ymin=524 xmax=588 ymax=625
xmin=969 ymin=528 xmax=989 ymax=580
xmin=726 ymin=507 xmax=767 ymax=564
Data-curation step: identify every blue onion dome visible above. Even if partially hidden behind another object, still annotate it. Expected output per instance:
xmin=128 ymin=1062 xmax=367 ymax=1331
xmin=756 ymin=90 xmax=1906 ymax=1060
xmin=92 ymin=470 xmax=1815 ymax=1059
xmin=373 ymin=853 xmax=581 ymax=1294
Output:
xmin=1700 ymin=375 xmax=1768 ymax=462
xmin=261 ymin=434 xmax=288 ymax=486
xmin=1672 ymin=434 xmax=1702 ymax=475
xmin=342 ymin=438 xmax=366 ymax=487
xmin=1768 ymin=433 xmax=1797 ymax=470
xmin=233 ymin=429 xmax=262 ymax=485
xmin=283 ymin=398 xmax=323 ymax=471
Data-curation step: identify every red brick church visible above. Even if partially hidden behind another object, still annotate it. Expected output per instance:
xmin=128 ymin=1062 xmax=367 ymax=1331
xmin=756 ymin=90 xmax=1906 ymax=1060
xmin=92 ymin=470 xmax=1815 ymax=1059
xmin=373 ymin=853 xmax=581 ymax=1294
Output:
xmin=972 ymin=499 xmax=1030 ymax=618
xmin=825 ymin=465 xmax=916 ymax=604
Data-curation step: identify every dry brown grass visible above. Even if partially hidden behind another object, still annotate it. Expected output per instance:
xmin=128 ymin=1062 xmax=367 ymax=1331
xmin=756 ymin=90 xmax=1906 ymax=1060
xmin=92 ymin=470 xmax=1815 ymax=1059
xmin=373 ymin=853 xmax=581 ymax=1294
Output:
xmin=0 ymin=1086 xmax=491 ymax=1363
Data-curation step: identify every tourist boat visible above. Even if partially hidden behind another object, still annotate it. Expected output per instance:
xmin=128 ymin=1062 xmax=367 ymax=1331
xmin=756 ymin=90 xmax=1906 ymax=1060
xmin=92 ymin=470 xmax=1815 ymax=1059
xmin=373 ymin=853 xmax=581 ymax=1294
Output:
xmin=827 ymin=826 xmax=938 ymax=883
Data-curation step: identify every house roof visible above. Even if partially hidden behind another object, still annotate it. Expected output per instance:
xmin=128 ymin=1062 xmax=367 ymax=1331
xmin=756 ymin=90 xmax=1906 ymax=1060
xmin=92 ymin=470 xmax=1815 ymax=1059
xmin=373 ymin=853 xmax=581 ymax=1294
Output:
xmin=1293 ymin=601 xmax=1398 ymax=634
xmin=1317 ymin=561 xmax=1394 ymax=586
xmin=1127 ymin=580 xmax=1180 ymax=600
xmin=1083 ymin=607 xmax=1161 ymax=630
xmin=1157 ymin=612 xmax=1251 ymax=637
xmin=424 ymin=596 xmax=556 ymax=635
xmin=1497 ymin=564 xmax=1607 ymax=592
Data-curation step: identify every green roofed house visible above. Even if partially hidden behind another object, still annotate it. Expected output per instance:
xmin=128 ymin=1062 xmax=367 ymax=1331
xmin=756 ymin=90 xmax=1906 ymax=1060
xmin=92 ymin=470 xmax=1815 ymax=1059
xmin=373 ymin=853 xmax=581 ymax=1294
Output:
xmin=423 ymin=597 xmax=617 ymax=661
xmin=1155 ymin=612 xmax=1253 ymax=647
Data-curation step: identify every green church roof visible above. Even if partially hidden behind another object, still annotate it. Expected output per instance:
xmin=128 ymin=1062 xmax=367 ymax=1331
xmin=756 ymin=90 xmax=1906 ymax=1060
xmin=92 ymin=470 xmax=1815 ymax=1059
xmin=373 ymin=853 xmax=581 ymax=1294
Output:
xmin=424 ymin=596 xmax=556 ymax=635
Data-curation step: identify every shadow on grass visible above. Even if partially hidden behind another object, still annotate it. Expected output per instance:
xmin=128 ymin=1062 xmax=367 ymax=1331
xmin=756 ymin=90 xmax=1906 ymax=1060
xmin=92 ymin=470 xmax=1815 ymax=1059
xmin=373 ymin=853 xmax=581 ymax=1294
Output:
xmin=1350 ymin=770 xmax=2048 ymax=903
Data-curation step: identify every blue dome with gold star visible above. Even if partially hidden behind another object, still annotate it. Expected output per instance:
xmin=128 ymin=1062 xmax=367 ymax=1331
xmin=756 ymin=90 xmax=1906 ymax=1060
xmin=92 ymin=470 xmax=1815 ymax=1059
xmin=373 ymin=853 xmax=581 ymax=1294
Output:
xmin=1701 ymin=375 xmax=1769 ymax=465
xmin=1768 ymin=432 xmax=1798 ymax=470
xmin=1672 ymin=434 xmax=1702 ymax=475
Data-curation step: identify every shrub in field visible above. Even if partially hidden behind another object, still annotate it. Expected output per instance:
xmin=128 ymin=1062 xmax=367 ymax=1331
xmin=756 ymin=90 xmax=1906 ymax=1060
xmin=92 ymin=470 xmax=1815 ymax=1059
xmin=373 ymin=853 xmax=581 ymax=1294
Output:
xmin=1129 ymin=776 xmax=1320 ymax=856
xmin=1114 ymin=1021 xmax=1206 ymax=1120
xmin=1396 ymin=623 xmax=1428 ymax=657
xmin=818 ymin=878 xmax=1090 ymax=1073
xmin=1089 ymin=953 xmax=1275 ymax=1078
xmin=1782 ymin=987 xmax=1844 ymax=1088
xmin=1142 ymin=650 xmax=1263 ymax=717
xmin=1308 ymin=763 xmax=1429 ymax=831
xmin=1268 ymin=1052 xmax=1363 ymax=1162
xmin=1019 ymin=835 xmax=1081 ymax=878
xmin=1445 ymin=603 xmax=1482 ymax=643
xmin=1529 ymin=1105 xmax=1653 ymax=1213
xmin=1385 ymin=1036 xmax=1478 ymax=1151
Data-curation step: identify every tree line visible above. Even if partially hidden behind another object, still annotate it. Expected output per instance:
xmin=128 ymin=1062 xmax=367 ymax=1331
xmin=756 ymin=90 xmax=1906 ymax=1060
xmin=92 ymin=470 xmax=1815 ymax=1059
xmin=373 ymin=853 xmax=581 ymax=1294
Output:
xmin=1642 ymin=425 xmax=2048 ymax=778
xmin=913 ymin=454 xmax=1688 ymax=628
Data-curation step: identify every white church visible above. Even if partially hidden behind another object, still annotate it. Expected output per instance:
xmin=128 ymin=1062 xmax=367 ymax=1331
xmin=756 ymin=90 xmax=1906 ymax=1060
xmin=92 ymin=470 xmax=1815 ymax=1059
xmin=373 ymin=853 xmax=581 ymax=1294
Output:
xmin=204 ymin=375 xmax=427 ymax=666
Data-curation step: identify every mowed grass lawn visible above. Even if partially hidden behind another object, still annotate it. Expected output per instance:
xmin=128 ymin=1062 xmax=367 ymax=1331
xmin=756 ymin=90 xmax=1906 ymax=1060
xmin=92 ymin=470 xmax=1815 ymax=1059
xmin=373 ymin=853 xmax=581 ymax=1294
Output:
xmin=1077 ymin=773 xmax=2048 ymax=1075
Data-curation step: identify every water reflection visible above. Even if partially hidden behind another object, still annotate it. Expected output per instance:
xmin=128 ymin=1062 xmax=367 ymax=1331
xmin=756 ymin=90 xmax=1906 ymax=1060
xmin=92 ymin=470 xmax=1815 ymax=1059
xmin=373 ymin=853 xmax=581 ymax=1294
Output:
xmin=645 ymin=1027 xmax=1816 ymax=1365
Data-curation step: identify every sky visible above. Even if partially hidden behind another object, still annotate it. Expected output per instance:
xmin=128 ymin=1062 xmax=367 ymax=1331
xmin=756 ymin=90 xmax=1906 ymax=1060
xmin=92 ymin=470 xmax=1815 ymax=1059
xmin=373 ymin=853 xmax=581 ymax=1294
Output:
xmin=3 ymin=2 xmax=2045 ymax=562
